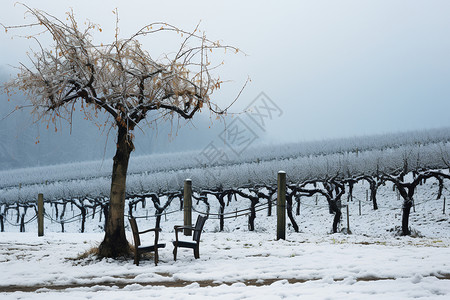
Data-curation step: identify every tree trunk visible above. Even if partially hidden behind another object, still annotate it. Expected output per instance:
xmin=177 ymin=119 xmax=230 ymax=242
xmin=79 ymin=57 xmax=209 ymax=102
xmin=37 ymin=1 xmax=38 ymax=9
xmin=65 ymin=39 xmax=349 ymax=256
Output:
xmin=286 ymin=194 xmax=299 ymax=232
xmin=216 ymin=194 xmax=225 ymax=231
xmin=347 ymin=182 xmax=354 ymax=202
xmin=248 ymin=199 xmax=257 ymax=231
xmin=437 ymin=177 xmax=444 ymax=200
xmin=370 ymin=186 xmax=378 ymax=210
xmin=219 ymin=205 xmax=225 ymax=231
xmin=155 ymin=215 xmax=162 ymax=228
xmin=365 ymin=178 xmax=379 ymax=210
xmin=402 ymin=198 xmax=412 ymax=236
xmin=267 ymin=196 xmax=272 ymax=216
xmin=329 ymin=201 xmax=341 ymax=233
xmin=98 ymin=126 xmax=133 ymax=258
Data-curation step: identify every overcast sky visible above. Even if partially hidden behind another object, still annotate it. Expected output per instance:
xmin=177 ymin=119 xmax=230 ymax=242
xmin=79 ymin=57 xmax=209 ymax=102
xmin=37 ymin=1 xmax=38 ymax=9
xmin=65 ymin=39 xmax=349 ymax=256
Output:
xmin=1 ymin=0 xmax=450 ymax=146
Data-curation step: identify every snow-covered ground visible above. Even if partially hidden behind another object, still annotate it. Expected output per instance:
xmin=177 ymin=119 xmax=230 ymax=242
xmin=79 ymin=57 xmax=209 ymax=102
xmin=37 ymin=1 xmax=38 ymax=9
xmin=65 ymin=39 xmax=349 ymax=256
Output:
xmin=1 ymin=232 xmax=449 ymax=299
xmin=1 ymin=179 xmax=449 ymax=299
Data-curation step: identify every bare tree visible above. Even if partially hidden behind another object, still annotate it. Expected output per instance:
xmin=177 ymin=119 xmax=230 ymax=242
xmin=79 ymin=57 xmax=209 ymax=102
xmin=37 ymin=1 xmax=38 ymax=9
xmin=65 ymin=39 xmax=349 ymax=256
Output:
xmin=201 ymin=188 xmax=234 ymax=232
xmin=360 ymin=175 xmax=383 ymax=210
xmin=382 ymin=170 xmax=450 ymax=236
xmin=2 ymin=6 xmax=243 ymax=257
xmin=299 ymin=177 xmax=345 ymax=233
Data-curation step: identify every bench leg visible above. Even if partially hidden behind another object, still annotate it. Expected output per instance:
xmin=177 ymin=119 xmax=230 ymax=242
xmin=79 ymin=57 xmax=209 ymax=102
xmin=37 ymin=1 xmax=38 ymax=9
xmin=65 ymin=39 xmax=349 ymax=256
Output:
xmin=194 ymin=247 xmax=199 ymax=259
xmin=173 ymin=246 xmax=177 ymax=261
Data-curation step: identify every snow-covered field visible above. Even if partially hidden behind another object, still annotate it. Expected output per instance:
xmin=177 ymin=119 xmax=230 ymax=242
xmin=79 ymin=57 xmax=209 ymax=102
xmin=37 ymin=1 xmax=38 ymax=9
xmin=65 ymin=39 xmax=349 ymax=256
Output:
xmin=1 ymin=231 xmax=449 ymax=299
xmin=1 ymin=179 xmax=449 ymax=299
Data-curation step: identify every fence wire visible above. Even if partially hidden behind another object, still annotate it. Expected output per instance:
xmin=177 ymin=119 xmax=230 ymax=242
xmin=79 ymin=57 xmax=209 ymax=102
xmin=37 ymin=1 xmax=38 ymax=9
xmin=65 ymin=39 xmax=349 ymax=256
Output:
xmin=1 ymin=182 xmax=448 ymax=232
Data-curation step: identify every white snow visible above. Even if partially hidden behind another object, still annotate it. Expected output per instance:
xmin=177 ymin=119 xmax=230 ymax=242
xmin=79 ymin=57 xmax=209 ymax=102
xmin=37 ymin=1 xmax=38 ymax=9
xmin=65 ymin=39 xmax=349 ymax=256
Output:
xmin=0 ymin=231 xmax=449 ymax=299
xmin=1 ymin=179 xmax=449 ymax=299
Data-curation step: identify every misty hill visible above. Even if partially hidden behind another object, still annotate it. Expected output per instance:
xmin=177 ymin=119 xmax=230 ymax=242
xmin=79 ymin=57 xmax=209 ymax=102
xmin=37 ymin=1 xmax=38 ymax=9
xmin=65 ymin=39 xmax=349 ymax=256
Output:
xmin=0 ymin=89 xmax=233 ymax=171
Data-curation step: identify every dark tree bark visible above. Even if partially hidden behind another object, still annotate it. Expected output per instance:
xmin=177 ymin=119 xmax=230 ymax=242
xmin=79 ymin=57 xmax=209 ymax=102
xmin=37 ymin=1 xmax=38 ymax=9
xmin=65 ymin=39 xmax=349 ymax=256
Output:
xmin=402 ymin=198 xmax=412 ymax=235
xmin=361 ymin=176 xmax=382 ymax=210
xmin=329 ymin=200 xmax=342 ymax=233
xmin=215 ymin=192 xmax=226 ymax=232
xmin=286 ymin=187 xmax=299 ymax=232
xmin=80 ymin=206 xmax=86 ymax=233
xmin=143 ymin=192 xmax=179 ymax=228
xmin=299 ymin=178 xmax=345 ymax=233
xmin=98 ymin=126 xmax=133 ymax=258
xmin=202 ymin=190 xmax=230 ymax=232
xmin=295 ymin=195 xmax=301 ymax=216
xmin=235 ymin=189 xmax=259 ymax=231
xmin=346 ymin=179 xmax=355 ymax=202
xmin=383 ymin=171 xmax=450 ymax=236
xmin=437 ymin=176 xmax=444 ymax=200
xmin=326 ymin=181 xmax=345 ymax=233
xmin=256 ymin=186 xmax=276 ymax=217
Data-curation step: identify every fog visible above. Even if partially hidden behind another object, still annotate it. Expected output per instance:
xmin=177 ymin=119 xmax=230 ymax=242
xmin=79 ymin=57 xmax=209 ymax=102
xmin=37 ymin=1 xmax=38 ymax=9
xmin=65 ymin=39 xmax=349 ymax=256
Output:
xmin=0 ymin=79 xmax=241 ymax=169
xmin=1 ymin=0 xmax=450 ymax=170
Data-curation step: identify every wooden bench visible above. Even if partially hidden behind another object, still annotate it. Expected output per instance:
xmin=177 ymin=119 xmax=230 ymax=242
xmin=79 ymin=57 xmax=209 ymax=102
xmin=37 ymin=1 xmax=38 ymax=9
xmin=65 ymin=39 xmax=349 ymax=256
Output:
xmin=172 ymin=215 xmax=207 ymax=261
xmin=129 ymin=217 xmax=166 ymax=266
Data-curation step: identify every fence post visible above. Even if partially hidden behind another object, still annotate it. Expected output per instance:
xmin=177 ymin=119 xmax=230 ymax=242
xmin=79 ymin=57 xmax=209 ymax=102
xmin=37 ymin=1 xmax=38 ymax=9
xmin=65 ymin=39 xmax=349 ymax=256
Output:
xmin=0 ymin=204 xmax=4 ymax=232
xmin=38 ymin=193 xmax=44 ymax=237
xmin=346 ymin=203 xmax=351 ymax=233
xmin=444 ymin=197 xmax=446 ymax=214
xmin=184 ymin=179 xmax=192 ymax=236
xmin=359 ymin=200 xmax=361 ymax=216
xmin=277 ymin=171 xmax=286 ymax=240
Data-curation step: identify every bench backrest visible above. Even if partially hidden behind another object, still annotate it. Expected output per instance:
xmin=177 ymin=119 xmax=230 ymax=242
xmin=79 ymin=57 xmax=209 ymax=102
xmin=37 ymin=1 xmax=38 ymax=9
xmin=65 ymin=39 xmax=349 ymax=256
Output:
xmin=193 ymin=215 xmax=207 ymax=243
xmin=129 ymin=217 xmax=141 ymax=247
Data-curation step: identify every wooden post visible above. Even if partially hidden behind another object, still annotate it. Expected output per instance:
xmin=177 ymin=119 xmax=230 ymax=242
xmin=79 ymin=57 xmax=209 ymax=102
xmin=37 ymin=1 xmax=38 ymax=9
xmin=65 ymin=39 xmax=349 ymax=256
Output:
xmin=38 ymin=193 xmax=44 ymax=237
xmin=184 ymin=179 xmax=192 ymax=236
xmin=359 ymin=200 xmax=361 ymax=216
xmin=277 ymin=171 xmax=286 ymax=240
xmin=444 ymin=197 xmax=446 ymax=214
xmin=346 ymin=203 xmax=350 ymax=232
xmin=0 ymin=205 xmax=4 ymax=232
